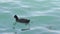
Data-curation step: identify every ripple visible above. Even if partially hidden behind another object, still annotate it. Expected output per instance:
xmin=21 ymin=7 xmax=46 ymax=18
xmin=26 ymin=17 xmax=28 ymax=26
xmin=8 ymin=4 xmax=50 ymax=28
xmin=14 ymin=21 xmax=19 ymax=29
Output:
xmin=16 ymin=26 xmax=60 ymax=34
xmin=2 ymin=32 xmax=14 ymax=34
xmin=21 ymin=5 xmax=31 ymax=8
xmin=3 ymin=11 xmax=11 ymax=13
xmin=0 ymin=28 xmax=7 ymax=31
xmin=34 ymin=0 xmax=45 ymax=2
xmin=0 ymin=0 xmax=14 ymax=3
xmin=28 ymin=11 xmax=54 ymax=17
xmin=0 ymin=9 xmax=11 ymax=13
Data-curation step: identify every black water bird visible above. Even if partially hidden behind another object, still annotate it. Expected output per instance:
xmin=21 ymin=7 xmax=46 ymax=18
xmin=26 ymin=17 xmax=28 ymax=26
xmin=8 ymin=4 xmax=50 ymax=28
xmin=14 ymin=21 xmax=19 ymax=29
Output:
xmin=14 ymin=15 xmax=30 ymax=25
xmin=13 ymin=15 xmax=30 ymax=31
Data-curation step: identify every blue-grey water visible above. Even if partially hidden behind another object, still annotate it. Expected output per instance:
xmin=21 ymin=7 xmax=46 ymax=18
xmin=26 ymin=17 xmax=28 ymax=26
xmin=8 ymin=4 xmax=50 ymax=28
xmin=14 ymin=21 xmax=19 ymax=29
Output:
xmin=0 ymin=0 xmax=60 ymax=34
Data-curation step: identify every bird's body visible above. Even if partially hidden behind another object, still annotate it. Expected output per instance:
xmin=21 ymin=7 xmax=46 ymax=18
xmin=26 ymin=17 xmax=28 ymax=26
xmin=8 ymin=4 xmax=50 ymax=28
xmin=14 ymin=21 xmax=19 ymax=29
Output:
xmin=14 ymin=15 xmax=30 ymax=25
xmin=16 ymin=18 xmax=30 ymax=24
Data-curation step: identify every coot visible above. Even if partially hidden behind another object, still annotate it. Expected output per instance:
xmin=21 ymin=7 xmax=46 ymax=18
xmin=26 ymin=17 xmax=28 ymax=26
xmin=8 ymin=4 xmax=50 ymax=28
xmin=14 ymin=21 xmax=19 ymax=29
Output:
xmin=14 ymin=15 xmax=30 ymax=25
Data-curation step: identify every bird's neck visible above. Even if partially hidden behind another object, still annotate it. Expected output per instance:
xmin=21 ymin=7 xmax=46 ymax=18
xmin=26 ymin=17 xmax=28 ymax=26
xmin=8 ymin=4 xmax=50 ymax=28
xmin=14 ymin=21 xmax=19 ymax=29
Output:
xmin=15 ymin=17 xmax=19 ymax=21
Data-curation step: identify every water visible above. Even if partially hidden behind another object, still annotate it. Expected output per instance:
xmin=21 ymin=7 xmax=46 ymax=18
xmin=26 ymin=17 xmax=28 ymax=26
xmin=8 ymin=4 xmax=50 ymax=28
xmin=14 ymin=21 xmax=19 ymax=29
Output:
xmin=0 ymin=0 xmax=60 ymax=34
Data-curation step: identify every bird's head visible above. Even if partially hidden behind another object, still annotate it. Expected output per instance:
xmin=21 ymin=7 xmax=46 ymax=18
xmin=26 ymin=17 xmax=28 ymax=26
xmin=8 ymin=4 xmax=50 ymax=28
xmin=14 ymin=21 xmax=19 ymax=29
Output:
xmin=14 ymin=15 xmax=18 ymax=19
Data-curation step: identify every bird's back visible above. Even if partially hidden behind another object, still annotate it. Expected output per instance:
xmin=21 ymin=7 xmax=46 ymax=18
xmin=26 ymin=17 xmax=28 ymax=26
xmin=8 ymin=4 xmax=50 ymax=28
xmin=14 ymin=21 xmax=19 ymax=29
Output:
xmin=14 ymin=15 xmax=30 ymax=24
xmin=17 ymin=18 xmax=30 ymax=23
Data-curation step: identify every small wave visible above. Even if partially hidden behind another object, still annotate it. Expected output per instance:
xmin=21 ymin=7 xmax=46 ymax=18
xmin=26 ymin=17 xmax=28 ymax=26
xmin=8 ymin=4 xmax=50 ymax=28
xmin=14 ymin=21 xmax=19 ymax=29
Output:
xmin=2 ymin=32 xmax=14 ymax=34
xmin=0 ymin=26 xmax=60 ymax=34
xmin=17 ymin=26 xmax=47 ymax=32
xmin=31 ymin=26 xmax=60 ymax=33
xmin=3 ymin=11 xmax=11 ymax=13
xmin=21 ymin=5 xmax=31 ymax=8
xmin=17 ymin=26 xmax=60 ymax=34
xmin=28 ymin=11 xmax=54 ymax=17
xmin=34 ymin=0 xmax=45 ymax=2
xmin=0 ymin=11 xmax=11 ymax=14
xmin=0 ymin=7 xmax=11 ymax=13
xmin=0 ymin=0 xmax=14 ymax=3
xmin=0 ymin=28 xmax=7 ymax=31
xmin=14 ymin=10 xmax=54 ymax=17
xmin=48 ymin=30 xmax=60 ymax=33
